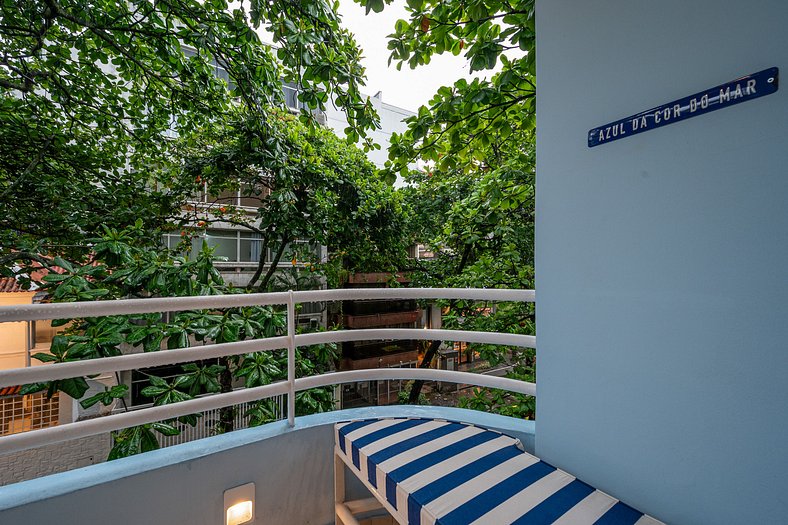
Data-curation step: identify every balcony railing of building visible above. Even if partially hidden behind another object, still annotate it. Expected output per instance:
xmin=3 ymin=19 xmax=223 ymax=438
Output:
xmin=344 ymin=310 xmax=421 ymax=329
xmin=0 ymin=288 xmax=535 ymax=457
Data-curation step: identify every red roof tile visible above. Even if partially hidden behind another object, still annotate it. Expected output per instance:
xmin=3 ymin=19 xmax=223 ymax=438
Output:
xmin=0 ymin=277 xmax=28 ymax=293
xmin=0 ymin=386 xmax=22 ymax=397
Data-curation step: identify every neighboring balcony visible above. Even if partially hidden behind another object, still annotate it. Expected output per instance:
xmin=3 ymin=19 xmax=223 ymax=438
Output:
xmin=343 ymin=310 xmax=421 ymax=329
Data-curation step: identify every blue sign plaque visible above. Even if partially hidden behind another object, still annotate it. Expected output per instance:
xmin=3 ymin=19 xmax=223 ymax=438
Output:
xmin=588 ymin=67 xmax=779 ymax=147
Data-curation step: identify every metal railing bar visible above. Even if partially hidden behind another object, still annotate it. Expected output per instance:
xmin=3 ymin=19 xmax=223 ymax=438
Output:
xmin=0 ymin=369 xmax=533 ymax=456
xmin=0 ymin=288 xmax=535 ymax=323
xmin=296 ymin=329 xmax=536 ymax=349
xmin=0 ymin=336 xmax=289 ymax=390
xmin=294 ymin=369 xmax=536 ymax=397
xmin=0 ymin=330 xmax=534 ymax=389
xmin=287 ymin=290 xmax=296 ymax=427
xmin=0 ymin=288 xmax=537 ymax=458
xmin=0 ymin=292 xmax=291 ymax=323
xmin=0 ymin=381 xmax=291 ymax=456
xmin=292 ymin=288 xmax=536 ymax=303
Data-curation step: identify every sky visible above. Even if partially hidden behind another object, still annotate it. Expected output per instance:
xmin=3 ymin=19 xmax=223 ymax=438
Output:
xmin=336 ymin=1 xmax=477 ymax=112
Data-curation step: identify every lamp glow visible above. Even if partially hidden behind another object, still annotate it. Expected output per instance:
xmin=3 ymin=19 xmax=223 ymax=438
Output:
xmin=226 ymin=501 xmax=253 ymax=525
xmin=224 ymin=482 xmax=255 ymax=525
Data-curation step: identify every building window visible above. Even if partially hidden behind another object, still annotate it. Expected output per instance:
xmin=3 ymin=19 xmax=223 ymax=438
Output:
xmin=192 ymin=183 xmax=270 ymax=210
xmin=162 ymin=231 xmax=322 ymax=267
xmin=163 ymin=229 xmax=267 ymax=264
xmin=204 ymin=229 xmax=240 ymax=261
xmin=183 ymin=47 xmax=236 ymax=92
xmin=0 ymin=392 xmax=59 ymax=436
xmin=280 ymin=240 xmax=321 ymax=261
xmin=282 ymin=82 xmax=305 ymax=111
xmin=214 ymin=60 xmax=236 ymax=93
xmin=239 ymin=231 xmax=264 ymax=262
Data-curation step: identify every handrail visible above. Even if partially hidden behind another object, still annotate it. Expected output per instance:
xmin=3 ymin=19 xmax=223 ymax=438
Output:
xmin=0 ymin=337 xmax=290 ymax=389
xmin=0 ymin=369 xmax=534 ymax=456
xmin=0 ymin=288 xmax=536 ymax=456
xmin=294 ymin=369 xmax=536 ymax=396
xmin=0 ymin=330 xmax=535 ymax=389
xmin=0 ymin=381 xmax=290 ymax=455
xmin=0 ymin=287 xmax=534 ymax=323
xmin=295 ymin=328 xmax=535 ymax=349
xmin=291 ymin=288 xmax=534 ymax=304
xmin=0 ymin=292 xmax=292 ymax=323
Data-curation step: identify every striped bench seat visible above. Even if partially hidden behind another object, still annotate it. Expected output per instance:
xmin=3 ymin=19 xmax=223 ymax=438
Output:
xmin=334 ymin=418 xmax=663 ymax=525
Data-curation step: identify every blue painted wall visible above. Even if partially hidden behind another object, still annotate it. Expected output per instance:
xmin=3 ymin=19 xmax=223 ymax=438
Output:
xmin=535 ymin=1 xmax=788 ymax=523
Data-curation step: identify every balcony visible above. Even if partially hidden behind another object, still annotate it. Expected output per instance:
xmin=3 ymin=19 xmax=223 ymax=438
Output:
xmin=343 ymin=311 xmax=420 ymax=329
xmin=0 ymin=406 xmax=538 ymax=524
xmin=0 ymin=288 xmax=546 ymax=524
xmin=340 ymin=341 xmax=420 ymax=366
xmin=0 ymin=278 xmax=769 ymax=524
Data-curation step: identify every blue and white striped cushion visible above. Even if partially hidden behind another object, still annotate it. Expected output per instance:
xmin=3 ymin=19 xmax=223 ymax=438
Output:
xmin=335 ymin=418 xmax=663 ymax=525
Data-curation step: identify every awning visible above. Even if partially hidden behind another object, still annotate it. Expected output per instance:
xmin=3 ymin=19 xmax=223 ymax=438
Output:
xmin=334 ymin=418 xmax=663 ymax=525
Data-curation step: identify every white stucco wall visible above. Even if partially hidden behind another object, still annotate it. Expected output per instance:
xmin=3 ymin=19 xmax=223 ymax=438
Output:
xmin=324 ymin=95 xmax=414 ymax=168
xmin=0 ymin=434 xmax=111 ymax=486
xmin=535 ymin=1 xmax=788 ymax=523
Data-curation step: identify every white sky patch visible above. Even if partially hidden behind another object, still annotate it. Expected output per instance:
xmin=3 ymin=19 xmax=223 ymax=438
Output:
xmin=337 ymin=0 xmax=490 ymax=112
xmin=247 ymin=0 xmax=521 ymax=112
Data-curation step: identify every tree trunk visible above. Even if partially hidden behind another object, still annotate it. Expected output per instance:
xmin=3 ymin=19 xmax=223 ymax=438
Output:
xmin=217 ymin=356 xmax=234 ymax=433
xmin=407 ymin=339 xmax=442 ymax=403
xmin=245 ymin=234 xmax=269 ymax=291
xmin=252 ymin=238 xmax=289 ymax=291
xmin=407 ymin=245 xmax=473 ymax=403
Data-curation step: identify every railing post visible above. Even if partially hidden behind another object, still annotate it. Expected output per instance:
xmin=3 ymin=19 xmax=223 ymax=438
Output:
xmin=25 ymin=321 xmax=31 ymax=368
xmin=287 ymin=289 xmax=296 ymax=427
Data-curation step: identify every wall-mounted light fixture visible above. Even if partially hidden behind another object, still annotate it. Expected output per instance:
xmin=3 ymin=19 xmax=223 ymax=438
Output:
xmin=224 ymin=482 xmax=255 ymax=525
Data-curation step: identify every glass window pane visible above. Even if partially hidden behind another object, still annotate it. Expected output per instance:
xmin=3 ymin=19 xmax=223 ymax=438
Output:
xmin=240 ymin=233 xmax=263 ymax=262
xmin=190 ymin=235 xmax=209 ymax=260
xmin=238 ymin=183 xmax=270 ymax=207
xmin=204 ymin=230 xmax=237 ymax=261
xmin=189 ymin=188 xmax=205 ymax=203
xmin=162 ymin=234 xmax=182 ymax=251
xmin=282 ymin=83 xmax=301 ymax=109
xmin=206 ymin=189 xmax=238 ymax=206
xmin=215 ymin=65 xmax=236 ymax=93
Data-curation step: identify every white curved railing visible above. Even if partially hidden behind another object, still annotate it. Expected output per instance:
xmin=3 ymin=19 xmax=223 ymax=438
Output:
xmin=0 ymin=288 xmax=535 ymax=456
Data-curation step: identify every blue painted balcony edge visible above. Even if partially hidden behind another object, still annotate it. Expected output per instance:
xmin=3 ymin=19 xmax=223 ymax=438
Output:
xmin=0 ymin=406 xmax=534 ymax=512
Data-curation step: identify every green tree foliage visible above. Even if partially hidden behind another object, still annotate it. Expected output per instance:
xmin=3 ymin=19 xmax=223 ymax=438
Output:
xmin=174 ymin=108 xmax=410 ymax=290
xmin=401 ymin=131 xmax=536 ymax=411
xmin=22 ymin=222 xmax=337 ymax=458
xmin=354 ymin=0 xmax=536 ymax=182
xmin=1 ymin=0 xmax=380 ymax=272
xmin=351 ymin=0 xmax=537 ymax=415
xmin=1 ymin=1 xmax=419 ymax=457
xmin=1 ymin=2 xmax=405 ymax=454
